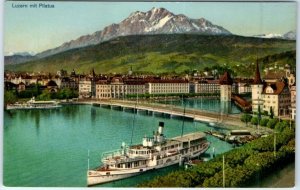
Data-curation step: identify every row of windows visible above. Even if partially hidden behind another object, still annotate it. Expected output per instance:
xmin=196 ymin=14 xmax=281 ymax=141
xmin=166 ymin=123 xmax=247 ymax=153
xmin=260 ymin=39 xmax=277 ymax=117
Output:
xmin=161 ymin=144 xmax=179 ymax=151
xmin=151 ymin=84 xmax=188 ymax=87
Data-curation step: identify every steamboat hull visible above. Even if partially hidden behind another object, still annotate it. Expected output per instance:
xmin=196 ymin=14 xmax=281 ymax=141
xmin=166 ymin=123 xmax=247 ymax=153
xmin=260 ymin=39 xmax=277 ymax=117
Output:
xmin=87 ymin=169 xmax=144 ymax=186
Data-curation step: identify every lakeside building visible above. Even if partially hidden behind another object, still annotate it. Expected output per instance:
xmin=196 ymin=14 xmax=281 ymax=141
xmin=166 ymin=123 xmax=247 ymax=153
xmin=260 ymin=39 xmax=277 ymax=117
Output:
xmin=79 ymin=78 xmax=93 ymax=98
xmin=95 ymin=77 xmax=146 ymax=99
xmin=264 ymin=64 xmax=295 ymax=88
xmin=290 ymin=83 xmax=296 ymax=120
xmin=252 ymin=61 xmax=292 ymax=117
xmin=192 ymin=79 xmax=220 ymax=94
xmin=233 ymin=78 xmax=252 ymax=94
xmin=146 ymin=79 xmax=189 ymax=95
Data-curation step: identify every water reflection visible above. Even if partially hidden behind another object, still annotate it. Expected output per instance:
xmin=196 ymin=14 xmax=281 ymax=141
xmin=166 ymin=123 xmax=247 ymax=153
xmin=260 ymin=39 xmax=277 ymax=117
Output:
xmin=158 ymin=98 xmax=241 ymax=114
xmin=61 ymin=105 xmax=79 ymax=119
xmin=220 ymin=101 xmax=232 ymax=115
xmin=91 ymin=107 xmax=97 ymax=124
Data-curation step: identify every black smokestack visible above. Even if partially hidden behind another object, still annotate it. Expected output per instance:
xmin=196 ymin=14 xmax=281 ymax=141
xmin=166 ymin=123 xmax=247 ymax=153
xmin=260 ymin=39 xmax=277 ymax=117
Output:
xmin=159 ymin=121 xmax=164 ymax=127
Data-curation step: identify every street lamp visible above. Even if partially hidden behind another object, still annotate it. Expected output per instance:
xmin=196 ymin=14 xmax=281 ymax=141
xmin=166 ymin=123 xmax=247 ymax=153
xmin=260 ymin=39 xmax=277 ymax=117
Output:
xmin=223 ymin=155 xmax=225 ymax=188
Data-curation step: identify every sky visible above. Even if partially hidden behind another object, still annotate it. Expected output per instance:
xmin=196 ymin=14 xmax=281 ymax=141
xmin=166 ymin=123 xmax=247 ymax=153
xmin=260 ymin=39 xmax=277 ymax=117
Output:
xmin=4 ymin=1 xmax=297 ymax=55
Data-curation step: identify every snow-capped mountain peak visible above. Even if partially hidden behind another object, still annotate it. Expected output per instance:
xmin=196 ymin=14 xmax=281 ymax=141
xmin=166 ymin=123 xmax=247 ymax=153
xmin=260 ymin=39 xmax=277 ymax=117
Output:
xmin=37 ymin=7 xmax=231 ymax=58
xmin=5 ymin=51 xmax=36 ymax=56
xmin=253 ymin=31 xmax=296 ymax=40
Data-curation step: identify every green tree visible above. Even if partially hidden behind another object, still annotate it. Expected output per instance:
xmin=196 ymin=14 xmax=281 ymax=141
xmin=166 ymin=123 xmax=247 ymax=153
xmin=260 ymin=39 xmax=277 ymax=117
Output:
xmin=259 ymin=118 xmax=269 ymax=127
xmin=257 ymin=105 xmax=262 ymax=124
xmin=251 ymin=117 xmax=258 ymax=126
xmin=267 ymin=118 xmax=278 ymax=129
xmin=275 ymin=121 xmax=289 ymax=132
xmin=269 ymin=107 xmax=274 ymax=119
xmin=37 ymin=90 xmax=51 ymax=100
xmin=241 ymin=114 xmax=252 ymax=127
xmin=4 ymin=90 xmax=17 ymax=105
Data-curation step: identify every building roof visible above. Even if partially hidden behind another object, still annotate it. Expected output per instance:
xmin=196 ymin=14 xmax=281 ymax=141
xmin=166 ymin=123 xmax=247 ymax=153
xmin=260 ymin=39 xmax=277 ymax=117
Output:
xmin=262 ymin=81 xmax=288 ymax=95
xmin=253 ymin=61 xmax=263 ymax=84
xmin=264 ymin=70 xmax=286 ymax=80
xmin=219 ymin=71 xmax=233 ymax=85
xmin=47 ymin=80 xmax=58 ymax=87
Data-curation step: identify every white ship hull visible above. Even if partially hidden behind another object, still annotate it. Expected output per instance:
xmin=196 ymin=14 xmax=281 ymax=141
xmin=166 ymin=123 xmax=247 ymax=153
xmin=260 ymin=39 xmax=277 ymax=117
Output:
xmin=6 ymin=105 xmax=62 ymax=110
xmin=87 ymin=168 xmax=147 ymax=186
xmin=6 ymin=97 xmax=61 ymax=110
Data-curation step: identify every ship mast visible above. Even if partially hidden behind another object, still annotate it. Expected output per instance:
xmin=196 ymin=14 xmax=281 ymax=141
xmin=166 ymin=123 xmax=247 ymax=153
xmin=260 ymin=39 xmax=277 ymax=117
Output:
xmin=181 ymin=96 xmax=186 ymax=137
xmin=130 ymin=97 xmax=138 ymax=145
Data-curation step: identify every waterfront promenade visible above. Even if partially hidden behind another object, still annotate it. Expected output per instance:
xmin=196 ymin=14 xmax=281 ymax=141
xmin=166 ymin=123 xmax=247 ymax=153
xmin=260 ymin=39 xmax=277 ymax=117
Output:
xmin=69 ymin=99 xmax=271 ymax=134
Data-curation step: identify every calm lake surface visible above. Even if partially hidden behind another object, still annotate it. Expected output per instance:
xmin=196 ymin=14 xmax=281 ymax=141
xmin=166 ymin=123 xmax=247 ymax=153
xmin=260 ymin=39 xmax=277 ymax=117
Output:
xmin=157 ymin=98 xmax=241 ymax=114
xmin=4 ymin=104 xmax=233 ymax=187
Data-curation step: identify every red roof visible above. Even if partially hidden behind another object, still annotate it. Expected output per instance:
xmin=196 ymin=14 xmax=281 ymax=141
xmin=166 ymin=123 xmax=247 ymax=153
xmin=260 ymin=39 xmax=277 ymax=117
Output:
xmin=262 ymin=81 xmax=287 ymax=95
xmin=219 ymin=72 xmax=233 ymax=85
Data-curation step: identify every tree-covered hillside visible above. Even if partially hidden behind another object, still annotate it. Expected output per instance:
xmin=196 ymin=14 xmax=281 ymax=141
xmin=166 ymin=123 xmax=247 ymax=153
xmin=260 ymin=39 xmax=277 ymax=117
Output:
xmin=5 ymin=34 xmax=296 ymax=77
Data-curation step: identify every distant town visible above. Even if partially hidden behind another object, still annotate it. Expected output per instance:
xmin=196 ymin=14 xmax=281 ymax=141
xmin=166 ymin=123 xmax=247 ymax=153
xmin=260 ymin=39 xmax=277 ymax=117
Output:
xmin=4 ymin=61 xmax=296 ymax=121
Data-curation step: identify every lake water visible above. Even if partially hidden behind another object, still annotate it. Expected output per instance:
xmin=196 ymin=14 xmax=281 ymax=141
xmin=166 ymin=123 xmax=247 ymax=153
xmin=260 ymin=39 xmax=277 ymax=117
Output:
xmin=4 ymin=104 xmax=233 ymax=187
xmin=156 ymin=98 xmax=241 ymax=114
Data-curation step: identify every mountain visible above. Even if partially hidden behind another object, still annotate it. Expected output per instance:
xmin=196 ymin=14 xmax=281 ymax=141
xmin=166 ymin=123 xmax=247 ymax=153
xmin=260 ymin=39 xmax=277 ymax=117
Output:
xmin=36 ymin=7 xmax=231 ymax=58
xmin=4 ymin=54 xmax=36 ymax=65
xmin=4 ymin=51 xmax=37 ymax=65
xmin=5 ymin=51 xmax=36 ymax=56
xmin=253 ymin=33 xmax=283 ymax=39
xmin=253 ymin=31 xmax=296 ymax=40
xmin=283 ymin=31 xmax=296 ymax=40
xmin=6 ymin=34 xmax=295 ymax=77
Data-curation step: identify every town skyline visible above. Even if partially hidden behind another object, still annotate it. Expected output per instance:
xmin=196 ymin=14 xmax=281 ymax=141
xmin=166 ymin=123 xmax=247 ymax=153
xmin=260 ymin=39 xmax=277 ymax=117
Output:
xmin=4 ymin=1 xmax=296 ymax=54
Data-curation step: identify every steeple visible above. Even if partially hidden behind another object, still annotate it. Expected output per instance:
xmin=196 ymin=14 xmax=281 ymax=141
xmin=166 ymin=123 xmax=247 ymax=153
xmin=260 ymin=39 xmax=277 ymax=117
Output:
xmin=253 ymin=60 xmax=262 ymax=84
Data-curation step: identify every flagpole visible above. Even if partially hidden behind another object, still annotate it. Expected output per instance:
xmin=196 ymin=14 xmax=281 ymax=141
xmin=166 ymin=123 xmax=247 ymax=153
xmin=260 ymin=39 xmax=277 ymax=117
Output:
xmin=88 ymin=149 xmax=90 ymax=170
xmin=223 ymin=155 xmax=225 ymax=188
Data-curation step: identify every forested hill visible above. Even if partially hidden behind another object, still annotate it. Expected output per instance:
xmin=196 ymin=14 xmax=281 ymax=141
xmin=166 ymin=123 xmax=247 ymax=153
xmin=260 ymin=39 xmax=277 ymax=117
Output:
xmin=5 ymin=34 xmax=296 ymax=77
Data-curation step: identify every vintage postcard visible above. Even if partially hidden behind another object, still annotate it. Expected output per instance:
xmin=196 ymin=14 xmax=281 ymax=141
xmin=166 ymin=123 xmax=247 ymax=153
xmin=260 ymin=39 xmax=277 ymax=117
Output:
xmin=2 ymin=0 xmax=297 ymax=188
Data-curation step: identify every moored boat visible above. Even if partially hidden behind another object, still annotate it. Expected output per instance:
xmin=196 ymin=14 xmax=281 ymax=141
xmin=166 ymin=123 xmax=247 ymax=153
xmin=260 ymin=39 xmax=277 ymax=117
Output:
xmin=87 ymin=121 xmax=210 ymax=186
xmin=6 ymin=97 xmax=62 ymax=110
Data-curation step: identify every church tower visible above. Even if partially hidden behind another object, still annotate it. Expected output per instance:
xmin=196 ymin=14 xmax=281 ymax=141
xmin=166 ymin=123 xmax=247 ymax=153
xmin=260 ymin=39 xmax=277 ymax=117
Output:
xmin=251 ymin=61 xmax=264 ymax=113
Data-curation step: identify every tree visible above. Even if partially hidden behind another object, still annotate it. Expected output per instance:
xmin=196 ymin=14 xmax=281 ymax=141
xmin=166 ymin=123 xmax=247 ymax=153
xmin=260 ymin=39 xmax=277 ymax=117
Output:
xmin=37 ymin=90 xmax=51 ymax=100
xmin=251 ymin=117 xmax=258 ymax=126
xmin=275 ymin=121 xmax=289 ymax=132
xmin=4 ymin=90 xmax=17 ymax=105
xmin=257 ymin=105 xmax=262 ymax=124
xmin=241 ymin=114 xmax=252 ymax=126
xmin=259 ymin=118 xmax=269 ymax=127
xmin=267 ymin=118 xmax=278 ymax=129
xmin=269 ymin=107 xmax=274 ymax=119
